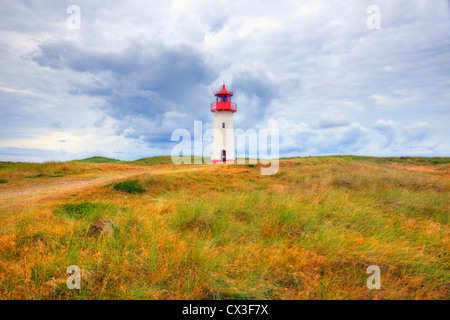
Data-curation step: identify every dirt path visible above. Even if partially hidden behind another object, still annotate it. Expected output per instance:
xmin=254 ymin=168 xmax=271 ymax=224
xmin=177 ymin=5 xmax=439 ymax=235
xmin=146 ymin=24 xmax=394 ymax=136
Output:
xmin=0 ymin=164 xmax=213 ymax=211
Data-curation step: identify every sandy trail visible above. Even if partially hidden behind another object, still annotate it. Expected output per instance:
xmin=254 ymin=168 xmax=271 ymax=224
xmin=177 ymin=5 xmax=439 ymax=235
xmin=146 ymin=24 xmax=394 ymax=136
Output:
xmin=0 ymin=164 xmax=212 ymax=211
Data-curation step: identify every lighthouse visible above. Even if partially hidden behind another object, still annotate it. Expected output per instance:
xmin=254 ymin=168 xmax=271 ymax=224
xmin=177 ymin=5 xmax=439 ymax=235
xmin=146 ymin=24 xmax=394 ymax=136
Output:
xmin=210 ymin=84 xmax=237 ymax=163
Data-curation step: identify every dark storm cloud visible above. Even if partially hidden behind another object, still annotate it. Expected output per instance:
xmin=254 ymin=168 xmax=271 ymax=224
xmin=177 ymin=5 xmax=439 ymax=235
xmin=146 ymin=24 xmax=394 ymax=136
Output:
xmin=231 ymin=69 xmax=282 ymax=128
xmin=31 ymin=39 xmax=220 ymax=142
xmin=32 ymin=40 xmax=217 ymax=106
xmin=33 ymin=41 xmax=140 ymax=73
xmin=233 ymin=70 xmax=279 ymax=108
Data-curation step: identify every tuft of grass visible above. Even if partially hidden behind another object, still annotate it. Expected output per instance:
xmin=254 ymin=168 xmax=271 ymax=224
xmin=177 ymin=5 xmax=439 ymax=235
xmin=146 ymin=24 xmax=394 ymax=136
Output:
xmin=110 ymin=180 xmax=146 ymax=194
xmin=55 ymin=202 xmax=112 ymax=220
xmin=27 ymin=172 xmax=67 ymax=178
xmin=0 ymin=178 xmax=8 ymax=183
xmin=88 ymin=218 xmax=116 ymax=236
xmin=26 ymin=173 xmax=45 ymax=178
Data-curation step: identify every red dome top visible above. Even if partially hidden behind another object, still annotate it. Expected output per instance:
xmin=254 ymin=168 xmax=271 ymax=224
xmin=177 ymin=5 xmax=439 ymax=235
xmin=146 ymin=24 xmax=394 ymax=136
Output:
xmin=214 ymin=84 xmax=234 ymax=96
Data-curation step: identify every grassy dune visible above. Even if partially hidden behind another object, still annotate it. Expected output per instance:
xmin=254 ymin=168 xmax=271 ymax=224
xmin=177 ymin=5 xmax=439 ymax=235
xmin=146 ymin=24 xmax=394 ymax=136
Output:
xmin=0 ymin=156 xmax=449 ymax=299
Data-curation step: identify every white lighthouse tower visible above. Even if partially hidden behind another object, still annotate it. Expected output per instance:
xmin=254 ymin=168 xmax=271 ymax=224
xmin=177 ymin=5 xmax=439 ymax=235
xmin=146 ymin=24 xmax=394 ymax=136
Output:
xmin=210 ymin=84 xmax=237 ymax=163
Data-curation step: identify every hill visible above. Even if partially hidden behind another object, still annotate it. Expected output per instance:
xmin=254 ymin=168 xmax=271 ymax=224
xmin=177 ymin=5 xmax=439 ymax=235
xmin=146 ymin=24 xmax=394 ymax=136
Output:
xmin=129 ymin=156 xmax=178 ymax=166
xmin=76 ymin=155 xmax=204 ymax=166
xmin=0 ymin=156 xmax=449 ymax=299
xmin=74 ymin=156 xmax=125 ymax=164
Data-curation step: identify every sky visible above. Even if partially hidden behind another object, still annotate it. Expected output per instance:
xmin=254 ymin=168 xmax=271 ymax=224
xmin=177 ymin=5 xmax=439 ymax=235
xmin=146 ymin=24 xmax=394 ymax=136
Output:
xmin=0 ymin=0 xmax=449 ymax=162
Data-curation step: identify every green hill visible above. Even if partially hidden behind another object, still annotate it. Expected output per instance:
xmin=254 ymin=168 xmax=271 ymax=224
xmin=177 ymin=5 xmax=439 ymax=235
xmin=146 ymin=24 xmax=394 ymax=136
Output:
xmin=76 ymin=155 xmax=209 ymax=166
xmin=129 ymin=156 xmax=175 ymax=166
xmin=74 ymin=156 xmax=125 ymax=164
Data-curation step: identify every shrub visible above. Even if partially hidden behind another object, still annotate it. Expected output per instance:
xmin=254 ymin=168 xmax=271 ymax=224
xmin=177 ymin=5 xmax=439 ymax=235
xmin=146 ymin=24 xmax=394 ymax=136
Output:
xmin=0 ymin=179 xmax=8 ymax=183
xmin=111 ymin=180 xmax=146 ymax=194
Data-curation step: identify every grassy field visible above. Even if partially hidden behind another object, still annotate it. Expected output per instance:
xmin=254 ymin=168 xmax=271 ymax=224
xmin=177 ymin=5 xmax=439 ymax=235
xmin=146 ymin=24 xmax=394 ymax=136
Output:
xmin=0 ymin=156 xmax=449 ymax=299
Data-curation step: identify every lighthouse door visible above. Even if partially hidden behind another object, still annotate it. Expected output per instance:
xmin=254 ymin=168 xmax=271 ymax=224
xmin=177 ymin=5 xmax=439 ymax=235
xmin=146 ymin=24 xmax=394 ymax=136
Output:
xmin=221 ymin=150 xmax=226 ymax=162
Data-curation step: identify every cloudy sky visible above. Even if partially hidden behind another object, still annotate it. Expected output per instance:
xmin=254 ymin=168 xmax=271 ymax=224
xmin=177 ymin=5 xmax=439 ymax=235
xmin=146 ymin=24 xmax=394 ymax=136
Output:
xmin=0 ymin=0 xmax=449 ymax=162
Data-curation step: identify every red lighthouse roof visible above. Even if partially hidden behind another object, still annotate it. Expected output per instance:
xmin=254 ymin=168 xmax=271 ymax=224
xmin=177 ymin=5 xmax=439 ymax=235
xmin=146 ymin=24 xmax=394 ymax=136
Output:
xmin=211 ymin=83 xmax=237 ymax=113
xmin=214 ymin=84 xmax=234 ymax=96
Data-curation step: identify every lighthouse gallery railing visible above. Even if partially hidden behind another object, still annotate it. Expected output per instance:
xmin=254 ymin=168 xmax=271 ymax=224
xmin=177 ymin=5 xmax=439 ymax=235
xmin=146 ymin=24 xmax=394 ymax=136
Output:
xmin=211 ymin=102 xmax=237 ymax=113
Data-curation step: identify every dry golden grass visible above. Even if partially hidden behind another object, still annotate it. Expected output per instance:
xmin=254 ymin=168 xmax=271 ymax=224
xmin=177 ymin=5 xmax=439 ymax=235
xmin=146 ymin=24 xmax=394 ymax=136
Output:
xmin=0 ymin=156 xmax=448 ymax=300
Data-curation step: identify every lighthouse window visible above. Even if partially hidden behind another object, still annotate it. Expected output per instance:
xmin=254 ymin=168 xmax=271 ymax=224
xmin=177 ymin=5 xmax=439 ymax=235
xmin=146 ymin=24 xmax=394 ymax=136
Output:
xmin=222 ymin=122 xmax=225 ymax=128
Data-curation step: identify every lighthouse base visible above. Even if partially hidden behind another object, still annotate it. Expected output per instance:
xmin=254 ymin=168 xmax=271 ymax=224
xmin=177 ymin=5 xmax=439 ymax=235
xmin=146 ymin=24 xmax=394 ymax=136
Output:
xmin=211 ymin=159 xmax=235 ymax=164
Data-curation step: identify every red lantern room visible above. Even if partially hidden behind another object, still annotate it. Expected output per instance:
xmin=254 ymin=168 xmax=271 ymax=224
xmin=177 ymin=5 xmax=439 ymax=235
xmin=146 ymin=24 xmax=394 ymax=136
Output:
xmin=211 ymin=84 xmax=237 ymax=113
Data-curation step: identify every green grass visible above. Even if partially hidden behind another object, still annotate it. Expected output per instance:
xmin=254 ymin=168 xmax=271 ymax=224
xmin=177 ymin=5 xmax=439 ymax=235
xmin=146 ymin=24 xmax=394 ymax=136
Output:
xmin=55 ymin=202 xmax=113 ymax=220
xmin=0 ymin=179 xmax=8 ymax=183
xmin=110 ymin=180 xmax=146 ymax=194
xmin=25 ymin=173 xmax=67 ymax=178
xmin=26 ymin=174 xmax=45 ymax=178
